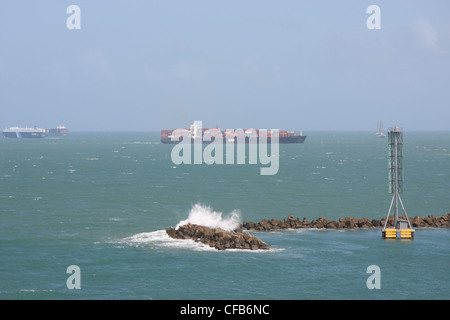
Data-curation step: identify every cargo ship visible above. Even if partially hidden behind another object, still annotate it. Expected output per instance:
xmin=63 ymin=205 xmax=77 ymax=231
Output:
xmin=46 ymin=125 xmax=69 ymax=137
xmin=2 ymin=125 xmax=69 ymax=138
xmin=2 ymin=126 xmax=47 ymax=138
xmin=161 ymin=122 xmax=307 ymax=144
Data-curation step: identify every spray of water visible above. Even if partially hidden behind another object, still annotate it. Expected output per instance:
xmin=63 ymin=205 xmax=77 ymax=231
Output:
xmin=176 ymin=203 xmax=242 ymax=231
xmin=119 ymin=203 xmax=243 ymax=250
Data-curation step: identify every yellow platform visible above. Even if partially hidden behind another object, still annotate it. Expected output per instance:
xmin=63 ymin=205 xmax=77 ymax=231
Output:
xmin=382 ymin=228 xmax=414 ymax=239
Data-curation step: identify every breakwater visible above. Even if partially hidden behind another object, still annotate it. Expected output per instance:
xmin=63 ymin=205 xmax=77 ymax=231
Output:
xmin=238 ymin=213 xmax=450 ymax=231
xmin=166 ymin=224 xmax=270 ymax=250
xmin=166 ymin=213 xmax=450 ymax=250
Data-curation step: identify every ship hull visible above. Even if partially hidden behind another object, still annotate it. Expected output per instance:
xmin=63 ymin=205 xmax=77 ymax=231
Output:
xmin=161 ymin=124 xmax=307 ymax=144
xmin=161 ymin=135 xmax=307 ymax=144
xmin=3 ymin=132 xmax=19 ymax=138
xmin=2 ymin=131 xmax=47 ymax=138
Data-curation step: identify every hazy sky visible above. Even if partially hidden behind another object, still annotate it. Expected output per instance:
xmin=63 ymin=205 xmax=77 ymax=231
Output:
xmin=1 ymin=1 xmax=449 ymax=131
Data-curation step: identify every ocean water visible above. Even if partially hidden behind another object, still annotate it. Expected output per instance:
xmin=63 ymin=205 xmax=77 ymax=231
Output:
xmin=0 ymin=131 xmax=449 ymax=300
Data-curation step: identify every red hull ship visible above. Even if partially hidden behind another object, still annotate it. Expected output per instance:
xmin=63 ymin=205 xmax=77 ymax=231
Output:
xmin=161 ymin=123 xmax=306 ymax=144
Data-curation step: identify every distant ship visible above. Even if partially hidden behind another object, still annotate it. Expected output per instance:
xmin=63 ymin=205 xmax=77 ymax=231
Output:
xmin=2 ymin=126 xmax=47 ymax=138
xmin=161 ymin=123 xmax=307 ymax=144
xmin=375 ymin=121 xmax=386 ymax=138
xmin=2 ymin=125 xmax=69 ymax=138
xmin=46 ymin=125 xmax=69 ymax=137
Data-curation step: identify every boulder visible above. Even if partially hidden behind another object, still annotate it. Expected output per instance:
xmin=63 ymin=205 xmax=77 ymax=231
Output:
xmin=371 ymin=219 xmax=382 ymax=227
xmin=326 ymin=221 xmax=338 ymax=229
xmin=412 ymin=216 xmax=425 ymax=228
xmin=357 ymin=218 xmax=372 ymax=228
xmin=269 ymin=219 xmax=280 ymax=227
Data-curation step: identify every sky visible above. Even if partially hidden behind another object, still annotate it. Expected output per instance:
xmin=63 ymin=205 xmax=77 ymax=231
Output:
xmin=0 ymin=1 xmax=449 ymax=132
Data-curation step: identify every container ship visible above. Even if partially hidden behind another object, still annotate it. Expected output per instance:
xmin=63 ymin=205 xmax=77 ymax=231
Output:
xmin=2 ymin=125 xmax=69 ymax=138
xmin=161 ymin=123 xmax=307 ymax=144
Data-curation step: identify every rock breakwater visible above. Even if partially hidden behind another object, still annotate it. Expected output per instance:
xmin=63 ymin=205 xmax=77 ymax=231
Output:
xmin=165 ymin=213 xmax=449 ymax=250
xmin=165 ymin=223 xmax=270 ymax=250
xmin=238 ymin=213 xmax=450 ymax=231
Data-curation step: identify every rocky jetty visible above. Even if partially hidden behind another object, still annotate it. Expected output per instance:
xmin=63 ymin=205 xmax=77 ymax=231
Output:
xmin=165 ymin=213 xmax=449 ymax=250
xmin=238 ymin=213 xmax=450 ymax=231
xmin=165 ymin=223 xmax=270 ymax=250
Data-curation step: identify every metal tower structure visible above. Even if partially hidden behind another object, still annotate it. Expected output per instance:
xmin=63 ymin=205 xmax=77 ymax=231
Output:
xmin=382 ymin=126 xmax=414 ymax=239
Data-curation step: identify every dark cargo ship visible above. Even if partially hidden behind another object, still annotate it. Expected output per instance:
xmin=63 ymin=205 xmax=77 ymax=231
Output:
xmin=46 ymin=125 xmax=69 ymax=137
xmin=161 ymin=123 xmax=307 ymax=144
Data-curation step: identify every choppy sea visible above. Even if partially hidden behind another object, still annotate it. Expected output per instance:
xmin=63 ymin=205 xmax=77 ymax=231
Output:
xmin=1 ymin=131 xmax=449 ymax=300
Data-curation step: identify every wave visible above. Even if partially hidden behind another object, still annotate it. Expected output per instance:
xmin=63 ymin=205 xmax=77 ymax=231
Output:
xmin=118 ymin=203 xmax=244 ymax=251
xmin=176 ymin=203 xmax=242 ymax=231
xmin=120 ymin=230 xmax=216 ymax=251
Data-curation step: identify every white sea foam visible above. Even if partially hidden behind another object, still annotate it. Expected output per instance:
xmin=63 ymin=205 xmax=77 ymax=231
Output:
xmin=121 ymin=230 xmax=215 ymax=251
xmin=120 ymin=229 xmax=279 ymax=253
xmin=176 ymin=203 xmax=242 ymax=231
